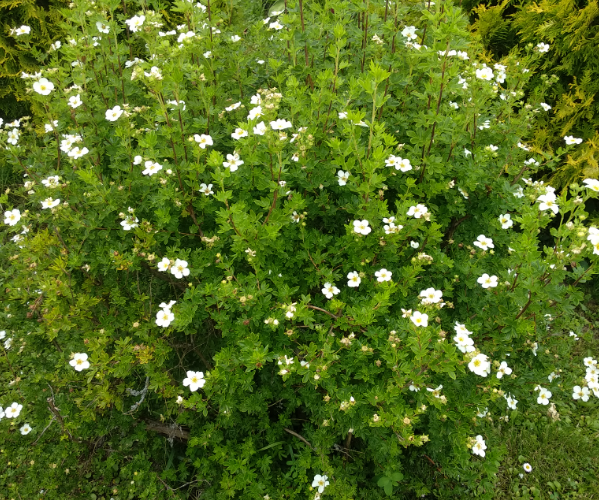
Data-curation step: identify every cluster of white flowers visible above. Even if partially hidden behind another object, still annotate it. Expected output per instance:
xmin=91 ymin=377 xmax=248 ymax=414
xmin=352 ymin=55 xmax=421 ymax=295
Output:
xmin=156 ymin=300 xmax=176 ymax=327
xmin=125 ymin=15 xmax=145 ymax=32
xmin=382 ymin=216 xmax=403 ymax=234
xmin=278 ymin=354 xmax=294 ymax=375
xmin=574 ymin=357 xmax=599 ymax=400
xmin=453 ymin=322 xmax=475 ymax=353
xmin=69 ymin=352 xmax=90 ymax=371
xmin=183 ymin=371 xmax=205 ymax=391
xmin=385 ymin=155 xmax=412 ymax=172
xmin=121 ymin=209 xmax=139 ymax=230
xmin=157 ymin=257 xmax=190 ymax=279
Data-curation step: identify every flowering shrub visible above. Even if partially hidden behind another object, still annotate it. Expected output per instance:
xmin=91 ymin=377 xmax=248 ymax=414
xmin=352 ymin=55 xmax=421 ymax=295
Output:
xmin=1 ymin=0 xmax=598 ymax=498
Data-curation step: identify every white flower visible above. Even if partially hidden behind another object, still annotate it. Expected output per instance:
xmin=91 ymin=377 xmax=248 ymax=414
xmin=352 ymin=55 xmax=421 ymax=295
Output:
xmin=322 ymin=282 xmax=340 ymax=299
xmin=523 ymin=463 xmax=533 ymax=473
xmin=44 ymin=121 xmax=58 ymax=133
xmin=347 ymin=271 xmax=361 ymax=288
xmin=537 ymin=387 xmax=552 ymax=405
xmin=475 ymin=66 xmax=494 ymax=81
xmin=171 ymin=259 xmax=190 ymax=279
xmin=4 ymin=209 xmax=21 ymax=226
xmin=532 ymin=342 xmax=538 ymax=356
xmin=464 ymin=148 xmax=472 ymax=157
xmin=496 ymin=361 xmax=512 ymax=379
xmin=583 ymin=357 xmax=597 ymax=367
xmin=41 ymin=197 xmax=61 ymax=209
xmin=6 ymin=128 xmax=19 ymax=146
xmin=471 ymin=435 xmax=487 ymax=457
xmin=311 ymin=475 xmax=329 ymax=494
xmin=375 ymin=269 xmax=392 ymax=282
xmin=270 ymin=119 xmax=293 ymax=130
xmin=548 ymin=371 xmax=559 ymax=382
xmin=105 ymin=105 xmax=123 ymax=121
xmin=564 ymin=135 xmax=583 ymax=145
xmin=156 ymin=308 xmax=175 ymax=327
xmin=144 ymin=67 xmax=163 ymax=80
xmin=410 ymin=311 xmax=428 ymax=328
xmin=125 ymin=15 xmax=145 ymax=32
xmin=231 ymin=35 xmax=241 ymax=42
xmin=199 ymin=183 xmax=214 ymax=196
xmin=12 ymin=25 xmax=31 ymax=36
xmin=454 ymin=332 xmax=475 ymax=353
xmin=401 ymin=26 xmax=417 ymax=40
xmin=142 ymin=161 xmax=163 ymax=176
xmin=513 ymin=186 xmax=524 ymax=198
xmin=572 ymin=385 xmax=590 ymax=402
xmin=68 ymin=94 xmax=83 ymax=108
xmin=20 ymin=423 xmax=32 ymax=435
xmin=473 ymin=235 xmax=494 ymax=251
xmin=5 ymin=402 xmax=23 ymax=418
xmin=223 ymin=153 xmax=244 ymax=172
xmin=536 ymin=42 xmax=550 ymax=53
xmin=338 ymin=111 xmax=348 ymax=119
xmin=68 ymin=146 xmax=89 ymax=159
xmin=225 ymin=102 xmax=241 ymax=112
xmin=569 ymin=331 xmax=579 ymax=341
xmin=194 ymin=134 xmax=213 ymax=148
xmin=353 ymin=220 xmax=371 ymax=235
xmin=385 ymin=155 xmax=412 ymax=172
xmin=499 ymin=214 xmax=513 ymax=229
xmin=203 ymin=51 xmax=212 ymax=58
xmin=505 ymin=394 xmax=518 ymax=410
xmin=540 ymin=103 xmax=551 ymax=111
xmin=69 ymin=353 xmax=90 ymax=371
xmin=121 ymin=215 xmax=139 ymax=230
xmin=477 ymin=274 xmax=498 ymax=288
xmin=32 ymin=78 xmax=54 ymax=95
xmin=159 ymin=300 xmax=176 ymax=310
xmin=449 ymin=101 xmax=459 ymax=109
xmin=419 ymin=287 xmax=443 ymax=304
xmin=582 ymin=178 xmax=599 ymax=192
xmin=183 ymin=371 xmax=205 ymax=391
xmin=96 ymin=21 xmax=110 ymax=33
xmin=537 ymin=193 xmax=559 ymax=214
xmin=409 ymin=241 xmax=419 ymax=249
xmin=248 ymin=106 xmax=263 ymax=121
xmin=253 ymin=121 xmax=267 ymax=135
xmin=337 ymin=170 xmax=350 ymax=186
xmin=157 ymin=257 xmax=170 ymax=272
xmin=291 ymin=211 xmax=301 ymax=223
xmin=231 ymin=128 xmax=248 ymax=140
xmin=469 ymin=353 xmax=491 ymax=377
xmin=407 ymin=204 xmax=428 ymax=219
xmin=133 ymin=155 xmax=143 ymax=165
xmin=269 ymin=20 xmax=284 ymax=30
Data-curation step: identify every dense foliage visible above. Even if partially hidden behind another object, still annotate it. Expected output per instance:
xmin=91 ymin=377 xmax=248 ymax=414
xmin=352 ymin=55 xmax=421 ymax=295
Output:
xmin=1 ymin=0 xmax=598 ymax=498
xmin=467 ymin=0 xmax=599 ymax=188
